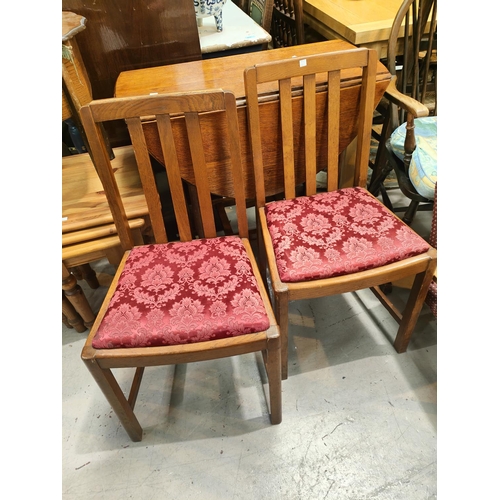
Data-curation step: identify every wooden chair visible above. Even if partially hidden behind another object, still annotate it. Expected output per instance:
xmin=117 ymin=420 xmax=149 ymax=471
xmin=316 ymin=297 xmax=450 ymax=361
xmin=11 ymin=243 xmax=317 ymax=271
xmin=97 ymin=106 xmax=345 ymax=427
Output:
xmin=79 ymin=89 xmax=282 ymax=441
xmin=248 ymin=0 xmax=273 ymax=34
xmin=271 ymin=0 xmax=305 ymax=47
xmin=368 ymin=0 xmax=437 ymax=225
xmin=244 ymin=48 xmax=437 ymax=380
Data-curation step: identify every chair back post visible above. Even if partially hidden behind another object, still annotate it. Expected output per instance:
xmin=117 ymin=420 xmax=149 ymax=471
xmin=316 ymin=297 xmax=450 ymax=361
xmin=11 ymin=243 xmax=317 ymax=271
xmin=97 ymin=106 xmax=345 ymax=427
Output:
xmin=80 ymin=105 xmax=135 ymax=251
xmin=353 ymin=48 xmax=378 ymax=188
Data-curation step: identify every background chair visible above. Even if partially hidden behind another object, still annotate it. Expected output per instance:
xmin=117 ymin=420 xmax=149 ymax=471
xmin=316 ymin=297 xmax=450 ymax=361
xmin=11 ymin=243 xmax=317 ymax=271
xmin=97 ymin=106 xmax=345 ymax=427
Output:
xmin=368 ymin=0 xmax=437 ymax=225
xmin=271 ymin=0 xmax=304 ymax=47
xmin=79 ymin=89 xmax=282 ymax=441
xmin=248 ymin=0 xmax=273 ymax=34
xmin=244 ymin=48 xmax=437 ymax=379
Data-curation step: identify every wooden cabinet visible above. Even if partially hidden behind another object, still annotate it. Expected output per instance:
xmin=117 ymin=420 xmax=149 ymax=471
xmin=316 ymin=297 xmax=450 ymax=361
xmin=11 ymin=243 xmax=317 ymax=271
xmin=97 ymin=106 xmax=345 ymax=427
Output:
xmin=62 ymin=0 xmax=202 ymax=100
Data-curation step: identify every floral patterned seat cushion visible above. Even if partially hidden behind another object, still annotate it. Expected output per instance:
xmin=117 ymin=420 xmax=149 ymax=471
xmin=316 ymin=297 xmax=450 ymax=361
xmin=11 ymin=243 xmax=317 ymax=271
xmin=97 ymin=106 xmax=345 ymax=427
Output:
xmin=265 ymin=187 xmax=430 ymax=283
xmin=92 ymin=236 xmax=270 ymax=349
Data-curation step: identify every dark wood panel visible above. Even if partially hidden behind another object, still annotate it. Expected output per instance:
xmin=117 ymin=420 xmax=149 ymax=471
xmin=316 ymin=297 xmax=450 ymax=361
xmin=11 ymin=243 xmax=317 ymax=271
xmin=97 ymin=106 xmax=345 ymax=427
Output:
xmin=62 ymin=0 xmax=202 ymax=100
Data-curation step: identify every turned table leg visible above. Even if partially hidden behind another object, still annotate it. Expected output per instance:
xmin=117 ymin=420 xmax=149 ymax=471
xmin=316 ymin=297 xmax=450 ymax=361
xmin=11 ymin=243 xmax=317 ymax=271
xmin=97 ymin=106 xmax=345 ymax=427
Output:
xmin=69 ymin=264 xmax=100 ymax=289
xmin=76 ymin=263 xmax=100 ymax=289
xmin=62 ymin=292 xmax=86 ymax=333
xmin=62 ymin=262 xmax=96 ymax=329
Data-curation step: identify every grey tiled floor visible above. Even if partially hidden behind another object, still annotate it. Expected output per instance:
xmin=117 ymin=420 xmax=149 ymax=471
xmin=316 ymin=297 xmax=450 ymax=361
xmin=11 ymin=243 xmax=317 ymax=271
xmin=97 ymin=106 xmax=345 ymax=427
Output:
xmin=62 ymin=189 xmax=437 ymax=499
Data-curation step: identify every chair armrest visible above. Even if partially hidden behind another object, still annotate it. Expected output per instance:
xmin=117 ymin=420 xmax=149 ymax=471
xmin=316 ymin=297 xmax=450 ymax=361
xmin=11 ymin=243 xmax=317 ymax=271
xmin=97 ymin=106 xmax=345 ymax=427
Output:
xmin=384 ymin=77 xmax=430 ymax=118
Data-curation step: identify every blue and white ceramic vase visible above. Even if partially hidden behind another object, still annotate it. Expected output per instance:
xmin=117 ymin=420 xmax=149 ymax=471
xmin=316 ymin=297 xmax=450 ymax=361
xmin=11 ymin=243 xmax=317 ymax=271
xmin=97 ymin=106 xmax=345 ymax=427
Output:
xmin=194 ymin=0 xmax=228 ymax=32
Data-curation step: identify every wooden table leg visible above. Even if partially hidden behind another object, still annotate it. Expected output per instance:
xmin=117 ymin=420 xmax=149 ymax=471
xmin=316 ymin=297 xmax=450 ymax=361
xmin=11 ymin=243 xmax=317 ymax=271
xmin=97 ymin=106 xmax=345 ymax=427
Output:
xmin=76 ymin=263 xmax=100 ymax=289
xmin=62 ymin=292 xmax=86 ymax=333
xmin=62 ymin=262 xmax=96 ymax=329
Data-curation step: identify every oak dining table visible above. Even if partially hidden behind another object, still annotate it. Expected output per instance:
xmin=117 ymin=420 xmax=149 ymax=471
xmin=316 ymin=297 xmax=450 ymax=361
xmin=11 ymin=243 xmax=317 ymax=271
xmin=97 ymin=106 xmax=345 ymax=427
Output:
xmin=114 ymin=40 xmax=391 ymax=195
xmin=303 ymin=0 xmax=410 ymax=59
xmin=115 ymin=39 xmax=389 ymax=103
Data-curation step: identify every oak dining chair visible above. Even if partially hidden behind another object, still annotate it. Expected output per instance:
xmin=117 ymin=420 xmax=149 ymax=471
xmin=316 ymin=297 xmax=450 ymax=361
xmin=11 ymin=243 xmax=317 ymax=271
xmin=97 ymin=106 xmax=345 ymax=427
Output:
xmin=244 ymin=47 xmax=437 ymax=379
xmin=79 ymin=89 xmax=282 ymax=441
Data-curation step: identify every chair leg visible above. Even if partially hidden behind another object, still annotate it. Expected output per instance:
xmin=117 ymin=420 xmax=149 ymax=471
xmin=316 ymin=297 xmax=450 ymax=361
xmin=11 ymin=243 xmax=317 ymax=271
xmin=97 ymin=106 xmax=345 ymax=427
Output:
xmin=264 ymin=335 xmax=282 ymax=424
xmin=82 ymin=357 xmax=143 ymax=441
xmin=402 ymin=200 xmax=421 ymax=225
xmin=369 ymin=162 xmax=395 ymax=210
xmin=393 ymin=264 xmax=437 ymax=353
xmin=275 ymin=290 xmax=290 ymax=380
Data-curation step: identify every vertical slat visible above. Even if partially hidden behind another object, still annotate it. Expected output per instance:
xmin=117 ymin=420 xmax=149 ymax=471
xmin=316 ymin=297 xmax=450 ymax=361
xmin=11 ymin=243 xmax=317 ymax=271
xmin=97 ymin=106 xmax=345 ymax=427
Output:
xmin=279 ymin=78 xmax=296 ymax=199
xmin=412 ymin=0 xmax=422 ymax=102
xmin=303 ymin=73 xmax=317 ymax=196
xmin=354 ymin=49 xmax=377 ymax=188
xmin=326 ymin=69 xmax=340 ymax=192
xmin=156 ymin=114 xmax=193 ymax=242
xmin=185 ymin=112 xmax=217 ymax=239
xmin=126 ymin=117 xmax=168 ymax=244
xmin=224 ymin=91 xmax=249 ymax=239
xmin=401 ymin=13 xmax=410 ymax=123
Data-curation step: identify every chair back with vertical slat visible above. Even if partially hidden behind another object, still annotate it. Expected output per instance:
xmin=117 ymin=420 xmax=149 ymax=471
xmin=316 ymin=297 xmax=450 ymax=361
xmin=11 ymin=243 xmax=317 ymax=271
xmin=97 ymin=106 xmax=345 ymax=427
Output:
xmin=244 ymin=48 xmax=378 ymax=208
xmin=80 ymin=89 xmax=249 ymax=247
xmin=271 ymin=0 xmax=305 ymax=47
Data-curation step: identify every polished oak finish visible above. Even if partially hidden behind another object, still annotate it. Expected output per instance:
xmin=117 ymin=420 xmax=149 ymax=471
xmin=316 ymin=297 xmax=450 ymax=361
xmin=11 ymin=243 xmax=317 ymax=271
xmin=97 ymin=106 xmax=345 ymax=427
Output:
xmin=115 ymin=40 xmax=391 ymax=199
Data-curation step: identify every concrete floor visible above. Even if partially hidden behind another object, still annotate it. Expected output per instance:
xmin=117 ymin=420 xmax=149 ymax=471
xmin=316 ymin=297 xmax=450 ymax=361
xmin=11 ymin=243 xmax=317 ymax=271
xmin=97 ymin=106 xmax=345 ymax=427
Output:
xmin=62 ymin=190 xmax=437 ymax=499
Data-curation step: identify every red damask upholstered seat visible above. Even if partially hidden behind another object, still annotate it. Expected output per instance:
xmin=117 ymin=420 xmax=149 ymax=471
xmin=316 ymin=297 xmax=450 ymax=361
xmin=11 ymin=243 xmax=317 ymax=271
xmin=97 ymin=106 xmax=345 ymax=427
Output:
xmin=92 ymin=237 xmax=270 ymax=349
xmin=79 ymin=89 xmax=282 ymax=441
xmin=265 ymin=187 xmax=430 ymax=283
xmin=244 ymin=48 xmax=437 ymax=380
